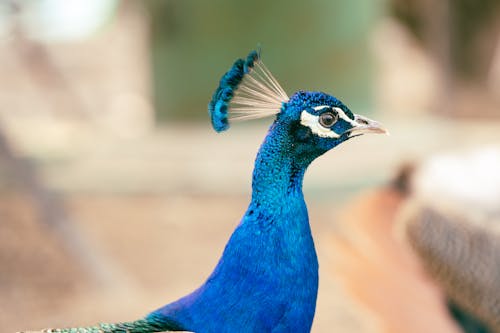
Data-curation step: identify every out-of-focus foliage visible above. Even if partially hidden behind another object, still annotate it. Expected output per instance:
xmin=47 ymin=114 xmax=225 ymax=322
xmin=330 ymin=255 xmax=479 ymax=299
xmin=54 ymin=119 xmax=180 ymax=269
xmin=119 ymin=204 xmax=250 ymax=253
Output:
xmin=145 ymin=0 xmax=382 ymax=120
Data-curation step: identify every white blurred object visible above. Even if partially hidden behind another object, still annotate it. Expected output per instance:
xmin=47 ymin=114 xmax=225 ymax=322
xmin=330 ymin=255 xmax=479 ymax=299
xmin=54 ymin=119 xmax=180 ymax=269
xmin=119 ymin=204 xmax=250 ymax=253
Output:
xmin=0 ymin=0 xmax=118 ymax=42
xmin=414 ymin=147 xmax=500 ymax=215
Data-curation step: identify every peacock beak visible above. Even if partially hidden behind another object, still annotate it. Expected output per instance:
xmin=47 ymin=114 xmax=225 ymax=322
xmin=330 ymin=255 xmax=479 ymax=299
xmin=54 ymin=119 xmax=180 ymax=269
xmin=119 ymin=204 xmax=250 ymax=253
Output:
xmin=347 ymin=114 xmax=389 ymax=137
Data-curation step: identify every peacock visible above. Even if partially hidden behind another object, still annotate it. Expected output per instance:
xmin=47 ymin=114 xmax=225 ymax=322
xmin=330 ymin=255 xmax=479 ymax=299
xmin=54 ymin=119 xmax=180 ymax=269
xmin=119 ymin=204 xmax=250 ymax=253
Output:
xmin=401 ymin=148 xmax=500 ymax=332
xmin=23 ymin=50 xmax=387 ymax=333
xmin=327 ymin=149 xmax=500 ymax=333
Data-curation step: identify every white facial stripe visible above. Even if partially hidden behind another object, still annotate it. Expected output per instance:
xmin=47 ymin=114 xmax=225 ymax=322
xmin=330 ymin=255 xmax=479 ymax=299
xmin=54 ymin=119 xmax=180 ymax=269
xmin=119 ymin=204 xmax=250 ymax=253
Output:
xmin=336 ymin=108 xmax=357 ymax=126
xmin=300 ymin=110 xmax=340 ymax=138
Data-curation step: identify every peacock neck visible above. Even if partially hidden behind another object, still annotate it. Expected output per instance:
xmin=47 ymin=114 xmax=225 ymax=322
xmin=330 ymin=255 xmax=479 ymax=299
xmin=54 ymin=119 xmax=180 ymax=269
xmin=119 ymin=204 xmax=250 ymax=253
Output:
xmin=148 ymin=122 xmax=319 ymax=332
xmin=250 ymin=123 xmax=309 ymax=210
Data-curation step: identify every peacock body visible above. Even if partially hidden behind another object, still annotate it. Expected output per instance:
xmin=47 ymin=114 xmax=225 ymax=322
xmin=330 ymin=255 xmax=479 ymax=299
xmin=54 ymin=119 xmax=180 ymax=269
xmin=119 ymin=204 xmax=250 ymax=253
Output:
xmin=25 ymin=50 xmax=386 ymax=333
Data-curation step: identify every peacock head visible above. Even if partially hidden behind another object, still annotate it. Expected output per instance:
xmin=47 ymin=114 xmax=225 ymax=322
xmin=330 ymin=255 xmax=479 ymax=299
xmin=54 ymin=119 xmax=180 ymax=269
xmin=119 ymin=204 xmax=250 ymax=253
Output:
xmin=209 ymin=50 xmax=387 ymax=160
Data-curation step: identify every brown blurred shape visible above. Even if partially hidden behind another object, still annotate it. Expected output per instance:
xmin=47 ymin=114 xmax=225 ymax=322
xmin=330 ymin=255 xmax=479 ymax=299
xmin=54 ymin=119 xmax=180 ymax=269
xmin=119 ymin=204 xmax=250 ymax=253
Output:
xmin=324 ymin=185 xmax=461 ymax=333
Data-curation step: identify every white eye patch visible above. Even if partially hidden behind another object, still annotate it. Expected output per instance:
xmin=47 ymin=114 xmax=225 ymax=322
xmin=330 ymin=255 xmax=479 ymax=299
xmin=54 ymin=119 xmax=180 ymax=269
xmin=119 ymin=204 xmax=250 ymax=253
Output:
xmin=300 ymin=110 xmax=340 ymax=138
xmin=300 ymin=105 xmax=354 ymax=139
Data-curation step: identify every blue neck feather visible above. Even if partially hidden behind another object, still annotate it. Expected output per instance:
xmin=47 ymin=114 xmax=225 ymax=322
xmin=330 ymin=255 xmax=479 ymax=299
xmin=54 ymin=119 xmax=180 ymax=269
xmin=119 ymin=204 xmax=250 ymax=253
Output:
xmin=251 ymin=122 xmax=307 ymax=206
xmin=149 ymin=119 xmax=319 ymax=332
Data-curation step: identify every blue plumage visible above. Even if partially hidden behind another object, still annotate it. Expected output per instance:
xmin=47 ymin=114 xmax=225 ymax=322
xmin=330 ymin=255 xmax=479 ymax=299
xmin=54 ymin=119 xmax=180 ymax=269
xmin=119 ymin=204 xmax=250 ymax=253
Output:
xmin=29 ymin=50 xmax=386 ymax=333
xmin=151 ymin=104 xmax=319 ymax=331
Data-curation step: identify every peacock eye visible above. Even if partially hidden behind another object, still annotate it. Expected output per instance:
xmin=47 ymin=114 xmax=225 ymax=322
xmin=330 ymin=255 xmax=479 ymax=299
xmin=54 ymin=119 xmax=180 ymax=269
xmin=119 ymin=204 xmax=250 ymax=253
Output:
xmin=318 ymin=111 xmax=338 ymax=128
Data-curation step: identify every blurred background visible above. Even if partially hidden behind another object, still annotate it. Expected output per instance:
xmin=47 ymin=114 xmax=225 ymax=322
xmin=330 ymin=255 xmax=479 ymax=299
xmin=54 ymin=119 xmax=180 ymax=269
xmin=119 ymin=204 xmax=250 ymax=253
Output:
xmin=1 ymin=0 xmax=499 ymax=332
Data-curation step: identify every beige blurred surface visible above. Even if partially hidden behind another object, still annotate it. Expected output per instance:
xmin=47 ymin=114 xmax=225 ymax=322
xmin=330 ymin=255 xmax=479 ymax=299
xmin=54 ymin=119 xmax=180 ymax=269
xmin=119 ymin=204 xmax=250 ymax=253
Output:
xmin=1 ymin=1 xmax=500 ymax=332
xmin=0 ymin=192 xmax=363 ymax=332
xmin=2 ymin=117 xmax=500 ymax=332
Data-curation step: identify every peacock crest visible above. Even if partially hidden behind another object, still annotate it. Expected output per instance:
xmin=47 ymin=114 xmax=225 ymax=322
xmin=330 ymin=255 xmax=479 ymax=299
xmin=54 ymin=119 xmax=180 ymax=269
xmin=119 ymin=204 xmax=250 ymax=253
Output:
xmin=208 ymin=50 xmax=288 ymax=132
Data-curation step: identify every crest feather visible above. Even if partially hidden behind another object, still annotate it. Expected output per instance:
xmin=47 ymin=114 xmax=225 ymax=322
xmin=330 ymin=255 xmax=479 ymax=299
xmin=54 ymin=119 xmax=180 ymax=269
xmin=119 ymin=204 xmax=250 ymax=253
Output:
xmin=208 ymin=50 xmax=288 ymax=132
